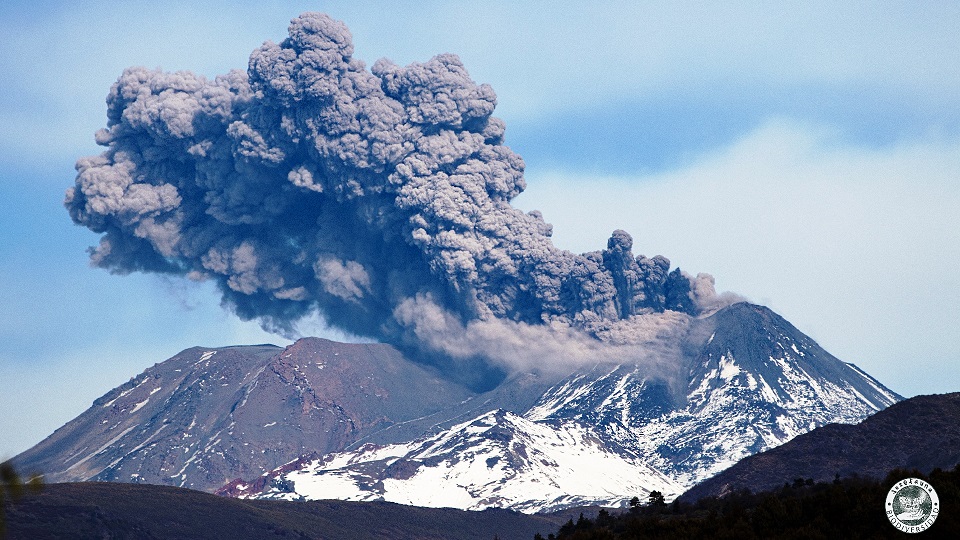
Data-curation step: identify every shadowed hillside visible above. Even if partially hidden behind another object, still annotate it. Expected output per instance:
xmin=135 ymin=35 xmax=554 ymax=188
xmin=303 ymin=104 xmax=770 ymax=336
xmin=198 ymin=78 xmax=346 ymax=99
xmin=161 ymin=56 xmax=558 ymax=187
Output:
xmin=682 ymin=392 xmax=960 ymax=501
xmin=541 ymin=466 xmax=960 ymax=539
xmin=3 ymin=482 xmax=571 ymax=540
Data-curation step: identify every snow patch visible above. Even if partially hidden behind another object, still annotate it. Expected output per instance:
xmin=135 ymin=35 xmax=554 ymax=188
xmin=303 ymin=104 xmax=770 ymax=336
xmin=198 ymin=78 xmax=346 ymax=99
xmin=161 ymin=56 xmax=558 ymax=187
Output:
xmin=718 ymin=355 xmax=741 ymax=382
xmin=129 ymin=398 xmax=149 ymax=414
xmin=255 ymin=409 xmax=681 ymax=513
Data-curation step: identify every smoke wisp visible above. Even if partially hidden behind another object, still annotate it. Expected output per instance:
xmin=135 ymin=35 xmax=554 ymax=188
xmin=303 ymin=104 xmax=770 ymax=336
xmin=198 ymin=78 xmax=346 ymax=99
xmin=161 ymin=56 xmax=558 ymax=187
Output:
xmin=66 ymin=13 xmax=737 ymax=383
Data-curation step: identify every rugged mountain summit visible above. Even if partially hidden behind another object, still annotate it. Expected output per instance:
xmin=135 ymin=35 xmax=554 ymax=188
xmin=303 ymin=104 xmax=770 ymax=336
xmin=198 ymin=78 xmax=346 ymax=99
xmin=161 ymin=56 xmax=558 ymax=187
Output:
xmin=15 ymin=302 xmax=901 ymax=511
xmin=527 ymin=302 xmax=900 ymax=486
xmin=681 ymin=392 xmax=960 ymax=501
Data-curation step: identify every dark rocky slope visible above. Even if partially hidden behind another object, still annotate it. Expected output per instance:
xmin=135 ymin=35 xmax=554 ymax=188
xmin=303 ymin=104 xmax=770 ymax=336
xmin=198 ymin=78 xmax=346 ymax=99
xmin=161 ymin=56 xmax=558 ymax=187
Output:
xmin=12 ymin=340 xmax=475 ymax=492
xmin=682 ymin=392 xmax=960 ymax=501
xmin=3 ymin=482 xmax=570 ymax=540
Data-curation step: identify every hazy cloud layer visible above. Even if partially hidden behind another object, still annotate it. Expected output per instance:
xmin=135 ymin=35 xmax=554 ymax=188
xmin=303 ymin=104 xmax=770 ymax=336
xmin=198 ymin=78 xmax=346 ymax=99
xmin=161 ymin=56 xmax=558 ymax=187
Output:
xmin=66 ymin=13 xmax=732 ymax=378
xmin=518 ymin=120 xmax=960 ymax=391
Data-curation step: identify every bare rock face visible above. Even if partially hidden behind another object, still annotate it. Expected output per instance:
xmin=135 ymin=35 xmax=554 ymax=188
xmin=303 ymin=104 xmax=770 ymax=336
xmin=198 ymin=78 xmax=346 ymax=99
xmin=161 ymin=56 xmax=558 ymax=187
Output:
xmin=14 ymin=339 xmax=474 ymax=492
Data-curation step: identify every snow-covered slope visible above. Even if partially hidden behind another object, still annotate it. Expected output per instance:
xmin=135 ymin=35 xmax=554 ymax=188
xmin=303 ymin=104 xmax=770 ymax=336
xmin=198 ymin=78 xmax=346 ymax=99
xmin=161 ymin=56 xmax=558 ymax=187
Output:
xmin=525 ymin=303 xmax=899 ymax=486
xmin=238 ymin=409 xmax=681 ymax=513
xmin=234 ymin=303 xmax=899 ymax=510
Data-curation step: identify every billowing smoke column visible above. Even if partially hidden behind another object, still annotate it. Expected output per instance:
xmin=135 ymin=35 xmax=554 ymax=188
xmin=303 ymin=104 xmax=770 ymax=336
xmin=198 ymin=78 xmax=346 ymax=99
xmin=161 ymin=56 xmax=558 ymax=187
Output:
xmin=66 ymin=13 xmax=731 ymax=382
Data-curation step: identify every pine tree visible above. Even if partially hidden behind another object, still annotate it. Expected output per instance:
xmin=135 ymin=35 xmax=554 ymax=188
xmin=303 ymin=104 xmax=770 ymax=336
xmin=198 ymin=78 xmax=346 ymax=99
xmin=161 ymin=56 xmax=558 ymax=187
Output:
xmin=1 ymin=460 xmax=43 ymax=536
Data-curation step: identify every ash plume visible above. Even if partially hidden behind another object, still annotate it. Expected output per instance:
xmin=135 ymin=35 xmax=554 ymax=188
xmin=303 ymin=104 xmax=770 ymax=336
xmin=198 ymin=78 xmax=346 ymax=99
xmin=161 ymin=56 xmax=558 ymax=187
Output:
xmin=66 ymin=13 xmax=737 ymax=383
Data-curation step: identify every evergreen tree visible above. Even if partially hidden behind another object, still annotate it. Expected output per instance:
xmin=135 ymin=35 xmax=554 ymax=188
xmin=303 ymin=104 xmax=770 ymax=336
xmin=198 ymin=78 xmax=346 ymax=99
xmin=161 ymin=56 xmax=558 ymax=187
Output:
xmin=1 ymin=460 xmax=43 ymax=537
xmin=546 ymin=465 xmax=960 ymax=538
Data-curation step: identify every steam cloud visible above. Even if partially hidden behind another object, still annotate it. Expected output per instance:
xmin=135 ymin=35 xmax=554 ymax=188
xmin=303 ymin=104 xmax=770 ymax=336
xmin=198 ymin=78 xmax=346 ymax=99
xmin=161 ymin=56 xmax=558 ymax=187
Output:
xmin=66 ymin=13 xmax=736 ymax=381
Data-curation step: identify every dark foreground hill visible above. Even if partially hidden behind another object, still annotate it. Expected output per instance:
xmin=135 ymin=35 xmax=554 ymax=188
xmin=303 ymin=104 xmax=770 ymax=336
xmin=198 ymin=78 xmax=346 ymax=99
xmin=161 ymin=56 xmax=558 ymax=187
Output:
xmin=542 ymin=465 xmax=960 ymax=539
xmin=681 ymin=392 xmax=960 ymax=501
xmin=2 ymin=482 xmax=572 ymax=540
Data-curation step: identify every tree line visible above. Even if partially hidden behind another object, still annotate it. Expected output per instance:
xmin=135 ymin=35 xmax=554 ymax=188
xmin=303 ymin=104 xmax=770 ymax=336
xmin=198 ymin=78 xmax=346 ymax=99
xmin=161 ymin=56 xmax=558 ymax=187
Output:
xmin=533 ymin=465 xmax=959 ymax=539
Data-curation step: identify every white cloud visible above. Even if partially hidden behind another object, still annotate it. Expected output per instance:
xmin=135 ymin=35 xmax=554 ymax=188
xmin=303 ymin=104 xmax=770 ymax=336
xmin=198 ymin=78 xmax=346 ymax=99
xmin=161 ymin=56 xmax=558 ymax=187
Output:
xmin=516 ymin=120 xmax=960 ymax=397
xmin=333 ymin=1 xmax=960 ymax=121
xmin=3 ymin=1 xmax=958 ymax=166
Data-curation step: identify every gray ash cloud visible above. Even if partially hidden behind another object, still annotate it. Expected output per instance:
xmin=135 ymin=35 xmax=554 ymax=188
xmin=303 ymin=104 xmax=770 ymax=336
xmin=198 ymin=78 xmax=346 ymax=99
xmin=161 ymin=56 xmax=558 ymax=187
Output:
xmin=66 ymin=12 xmax=736 ymax=381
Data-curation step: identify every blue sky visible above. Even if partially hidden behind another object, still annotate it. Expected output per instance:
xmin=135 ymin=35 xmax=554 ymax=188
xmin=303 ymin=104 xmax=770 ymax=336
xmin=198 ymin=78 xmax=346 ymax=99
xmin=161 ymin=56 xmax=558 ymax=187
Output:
xmin=2 ymin=1 xmax=959 ymax=458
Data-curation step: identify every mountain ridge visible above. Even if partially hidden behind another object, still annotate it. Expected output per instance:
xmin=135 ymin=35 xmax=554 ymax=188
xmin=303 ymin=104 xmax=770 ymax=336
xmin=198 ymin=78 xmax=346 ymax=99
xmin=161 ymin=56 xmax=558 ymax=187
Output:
xmin=680 ymin=391 xmax=960 ymax=501
xmin=14 ymin=340 xmax=479 ymax=491
xmin=13 ymin=302 xmax=901 ymax=512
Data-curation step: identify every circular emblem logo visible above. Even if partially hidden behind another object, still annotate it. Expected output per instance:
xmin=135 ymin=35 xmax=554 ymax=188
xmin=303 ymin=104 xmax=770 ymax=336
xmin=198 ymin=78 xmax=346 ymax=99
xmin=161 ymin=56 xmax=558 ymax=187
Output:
xmin=886 ymin=478 xmax=939 ymax=533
